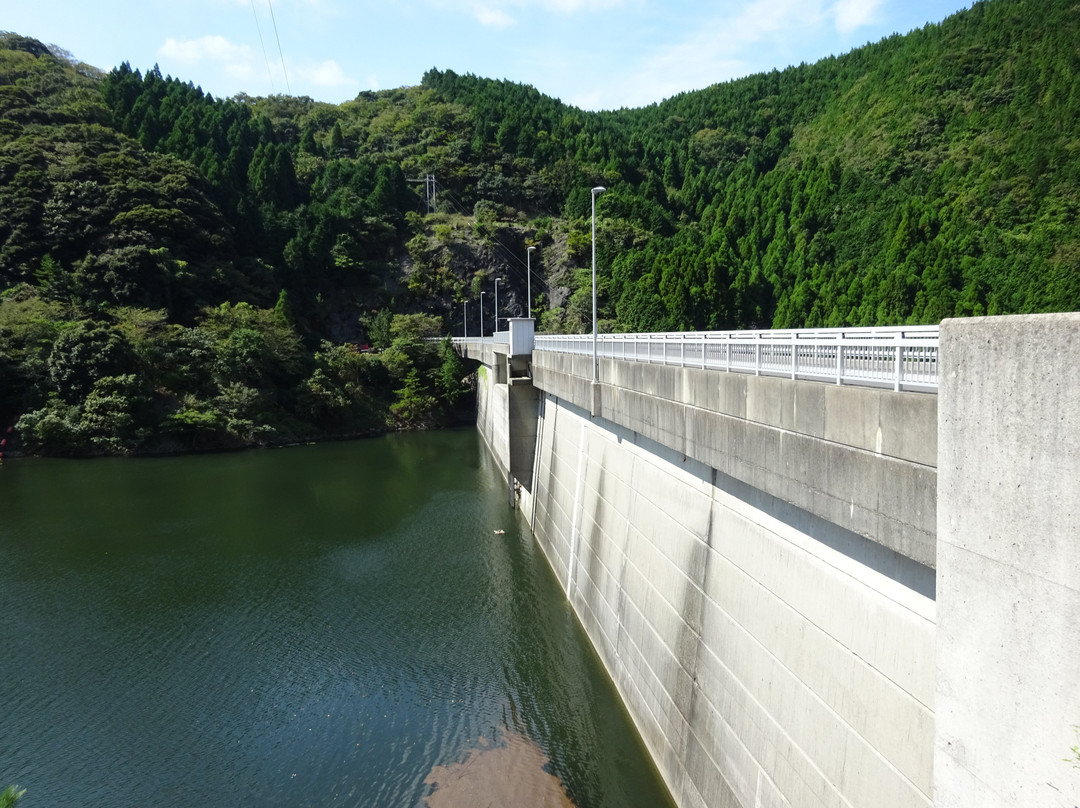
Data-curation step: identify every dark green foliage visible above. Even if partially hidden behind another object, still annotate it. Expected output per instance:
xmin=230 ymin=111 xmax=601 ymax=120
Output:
xmin=3 ymin=0 xmax=1080 ymax=454
xmin=390 ymin=368 xmax=438 ymax=424
xmin=47 ymin=321 xmax=135 ymax=400
xmin=436 ymin=336 xmax=466 ymax=405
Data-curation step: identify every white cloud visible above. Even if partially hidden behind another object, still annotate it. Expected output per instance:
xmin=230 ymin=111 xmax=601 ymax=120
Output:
xmin=473 ymin=4 xmax=516 ymax=27
xmin=158 ymin=35 xmax=268 ymax=92
xmin=226 ymin=0 xmax=325 ymax=7
xmin=535 ymin=0 xmax=628 ymax=11
xmin=433 ymin=0 xmax=628 ymax=23
xmin=571 ymin=0 xmax=848 ymax=109
xmin=726 ymin=0 xmax=827 ymax=43
xmin=298 ymin=59 xmax=358 ymax=87
xmin=590 ymin=51 xmax=750 ymax=110
xmin=832 ymin=0 xmax=882 ymax=32
xmin=224 ymin=61 xmax=259 ymax=82
xmin=160 ymin=34 xmax=254 ymax=65
xmin=159 ymin=34 xmax=358 ymax=94
xmin=601 ymin=0 xmax=815 ymax=105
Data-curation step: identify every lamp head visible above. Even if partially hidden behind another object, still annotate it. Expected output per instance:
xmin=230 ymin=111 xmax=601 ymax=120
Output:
xmin=527 ymin=245 xmax=536 ymax=253
xmin=592 ymin=186 xmax=606 ymax=195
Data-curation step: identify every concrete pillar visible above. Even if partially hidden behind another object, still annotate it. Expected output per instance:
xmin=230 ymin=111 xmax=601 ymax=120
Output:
xmin=936 ymin=313 xmax=1080 ymax=807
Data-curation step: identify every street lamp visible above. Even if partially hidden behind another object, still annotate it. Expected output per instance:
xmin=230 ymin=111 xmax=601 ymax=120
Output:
xmin=463 ymin=300 xmax=468 ymax=339
xmin=480 ymin=290 xmax=486 ymax=338
xmin=494 ymin=278 xmax=501 ymax=334
xmin=591 ymin=186 xmax=606 ymax=383
xmin=526 ymin=246 xmax=536 ymax=320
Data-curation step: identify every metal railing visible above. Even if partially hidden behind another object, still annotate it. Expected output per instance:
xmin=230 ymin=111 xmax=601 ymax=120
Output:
xmin=531 ymin=326 xmax=939 ymax=392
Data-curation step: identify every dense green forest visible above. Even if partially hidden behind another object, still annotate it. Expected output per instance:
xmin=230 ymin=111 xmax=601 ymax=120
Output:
xmin=1 ymin=0 xmax=1078 ymax=455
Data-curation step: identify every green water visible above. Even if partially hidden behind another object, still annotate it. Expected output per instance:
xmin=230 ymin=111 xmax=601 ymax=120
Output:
xmin=0 ymin=430 xmax=675 ymax=808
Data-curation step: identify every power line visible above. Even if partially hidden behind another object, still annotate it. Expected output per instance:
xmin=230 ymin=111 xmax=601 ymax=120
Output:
xmin=432 ymin=180 xmax=551 ymax=300
xmin=440 ymin=184 xmax=550 ymax=295
xmin=249 ymin=0 xmax=275 ymax=94
xmin=265 ymin=0 xmax=291 ymax=95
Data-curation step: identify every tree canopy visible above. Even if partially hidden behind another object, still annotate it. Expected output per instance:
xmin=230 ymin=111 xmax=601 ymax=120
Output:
xmin=1 ymin=0 xmax=1078 ymax=453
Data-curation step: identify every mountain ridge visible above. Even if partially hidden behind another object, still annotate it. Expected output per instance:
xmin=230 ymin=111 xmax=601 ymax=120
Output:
xmin=1 ymin=0 xmax=1077 ymax=453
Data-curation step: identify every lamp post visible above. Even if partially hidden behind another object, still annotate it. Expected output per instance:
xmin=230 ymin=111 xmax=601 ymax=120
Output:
xmin=526 ymin=245 xmax=536 ymax=319
xmin=480 ymin=290 xmax=486 ymax=338
xmin=494 ymin=278 xmax=501 ymax=334
xmin=463 ymin=300 xmax=468 ymax=339
xmin=591 ymin=185 xmax=606 ymax=383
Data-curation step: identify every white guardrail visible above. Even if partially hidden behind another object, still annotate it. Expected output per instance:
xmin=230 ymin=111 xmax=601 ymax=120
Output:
xmin=456 ymin=325 xmax=939 ymax=392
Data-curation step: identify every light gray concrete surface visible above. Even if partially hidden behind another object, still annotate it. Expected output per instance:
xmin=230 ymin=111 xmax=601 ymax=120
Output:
xmin=473 ymin=314 xmax=1080 ymax=808
xmin=517 ymin=393 xmax=936 ymax=808
xmin=474 ymin=362 xmax=510 ymax=478
xmin=936 ymin=313 xmax=1080 ymax=808
xmin=532 ymin=348 xmax=938 ymax=566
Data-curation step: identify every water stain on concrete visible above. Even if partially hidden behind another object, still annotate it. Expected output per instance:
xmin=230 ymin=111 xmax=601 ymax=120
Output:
xmin=424 ymin=731 xmax=577 ymax=808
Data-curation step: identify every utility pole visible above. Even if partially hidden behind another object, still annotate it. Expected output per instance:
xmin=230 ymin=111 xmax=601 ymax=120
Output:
xmin=426 ymin=173 xmax=436 ymax=213
xmin=407 ymin=174 xmax=437 ymax=214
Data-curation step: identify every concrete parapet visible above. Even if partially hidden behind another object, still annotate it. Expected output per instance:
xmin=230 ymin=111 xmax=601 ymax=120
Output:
xmin=936 ymin=313 xmax=1080 ymax=808
xmin=530 ymin=348 xmax=938 ymax=566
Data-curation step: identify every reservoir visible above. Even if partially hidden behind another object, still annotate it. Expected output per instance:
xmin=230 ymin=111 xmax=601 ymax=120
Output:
xmin=0 ymin=430 xmax=675 ymax=808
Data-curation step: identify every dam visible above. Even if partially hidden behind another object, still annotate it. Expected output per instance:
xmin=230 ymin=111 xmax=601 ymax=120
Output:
xmin=457 ymin=313 xmax=1080 ymax=808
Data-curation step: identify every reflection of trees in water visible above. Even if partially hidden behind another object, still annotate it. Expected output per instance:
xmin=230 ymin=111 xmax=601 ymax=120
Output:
xmin=423 ymin=730 xmax=576 ymax=808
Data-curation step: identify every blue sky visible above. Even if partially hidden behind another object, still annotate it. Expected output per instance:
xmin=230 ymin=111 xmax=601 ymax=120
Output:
xmin=6 ymin=0 xmax=972 ymax=110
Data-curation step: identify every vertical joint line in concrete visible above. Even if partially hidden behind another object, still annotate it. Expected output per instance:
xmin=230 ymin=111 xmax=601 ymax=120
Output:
xmin=566 ymin=419 xmax=588 ymax=598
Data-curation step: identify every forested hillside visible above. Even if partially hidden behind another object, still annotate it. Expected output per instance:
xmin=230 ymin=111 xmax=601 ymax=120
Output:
xmin=1 ymin=0 xmax=1078 ymax=455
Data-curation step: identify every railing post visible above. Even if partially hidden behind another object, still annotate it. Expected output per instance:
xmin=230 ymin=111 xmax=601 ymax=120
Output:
xmin=791 ymin=332 xmax=797 ymax=380
xmin=836 ymin=344 xmax=843 ymax=385
xmin=702 ymin=334 xmax=707 ymax=370
xmin=755 ymin=333 xmax=761 ymax=376
xmin=894 ymin=332 xmax=903 ymax=392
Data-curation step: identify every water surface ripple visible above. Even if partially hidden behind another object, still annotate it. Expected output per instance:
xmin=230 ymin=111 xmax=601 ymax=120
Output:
xmin=0 ymin=431 xmax=674 ymax=808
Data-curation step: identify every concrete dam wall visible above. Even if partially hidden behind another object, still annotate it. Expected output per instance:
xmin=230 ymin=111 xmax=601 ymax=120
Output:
xmin=521 ymin=395 xmax=934 ymax=808
xmin=465 ymin=313 xmax=1080 ymax=808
